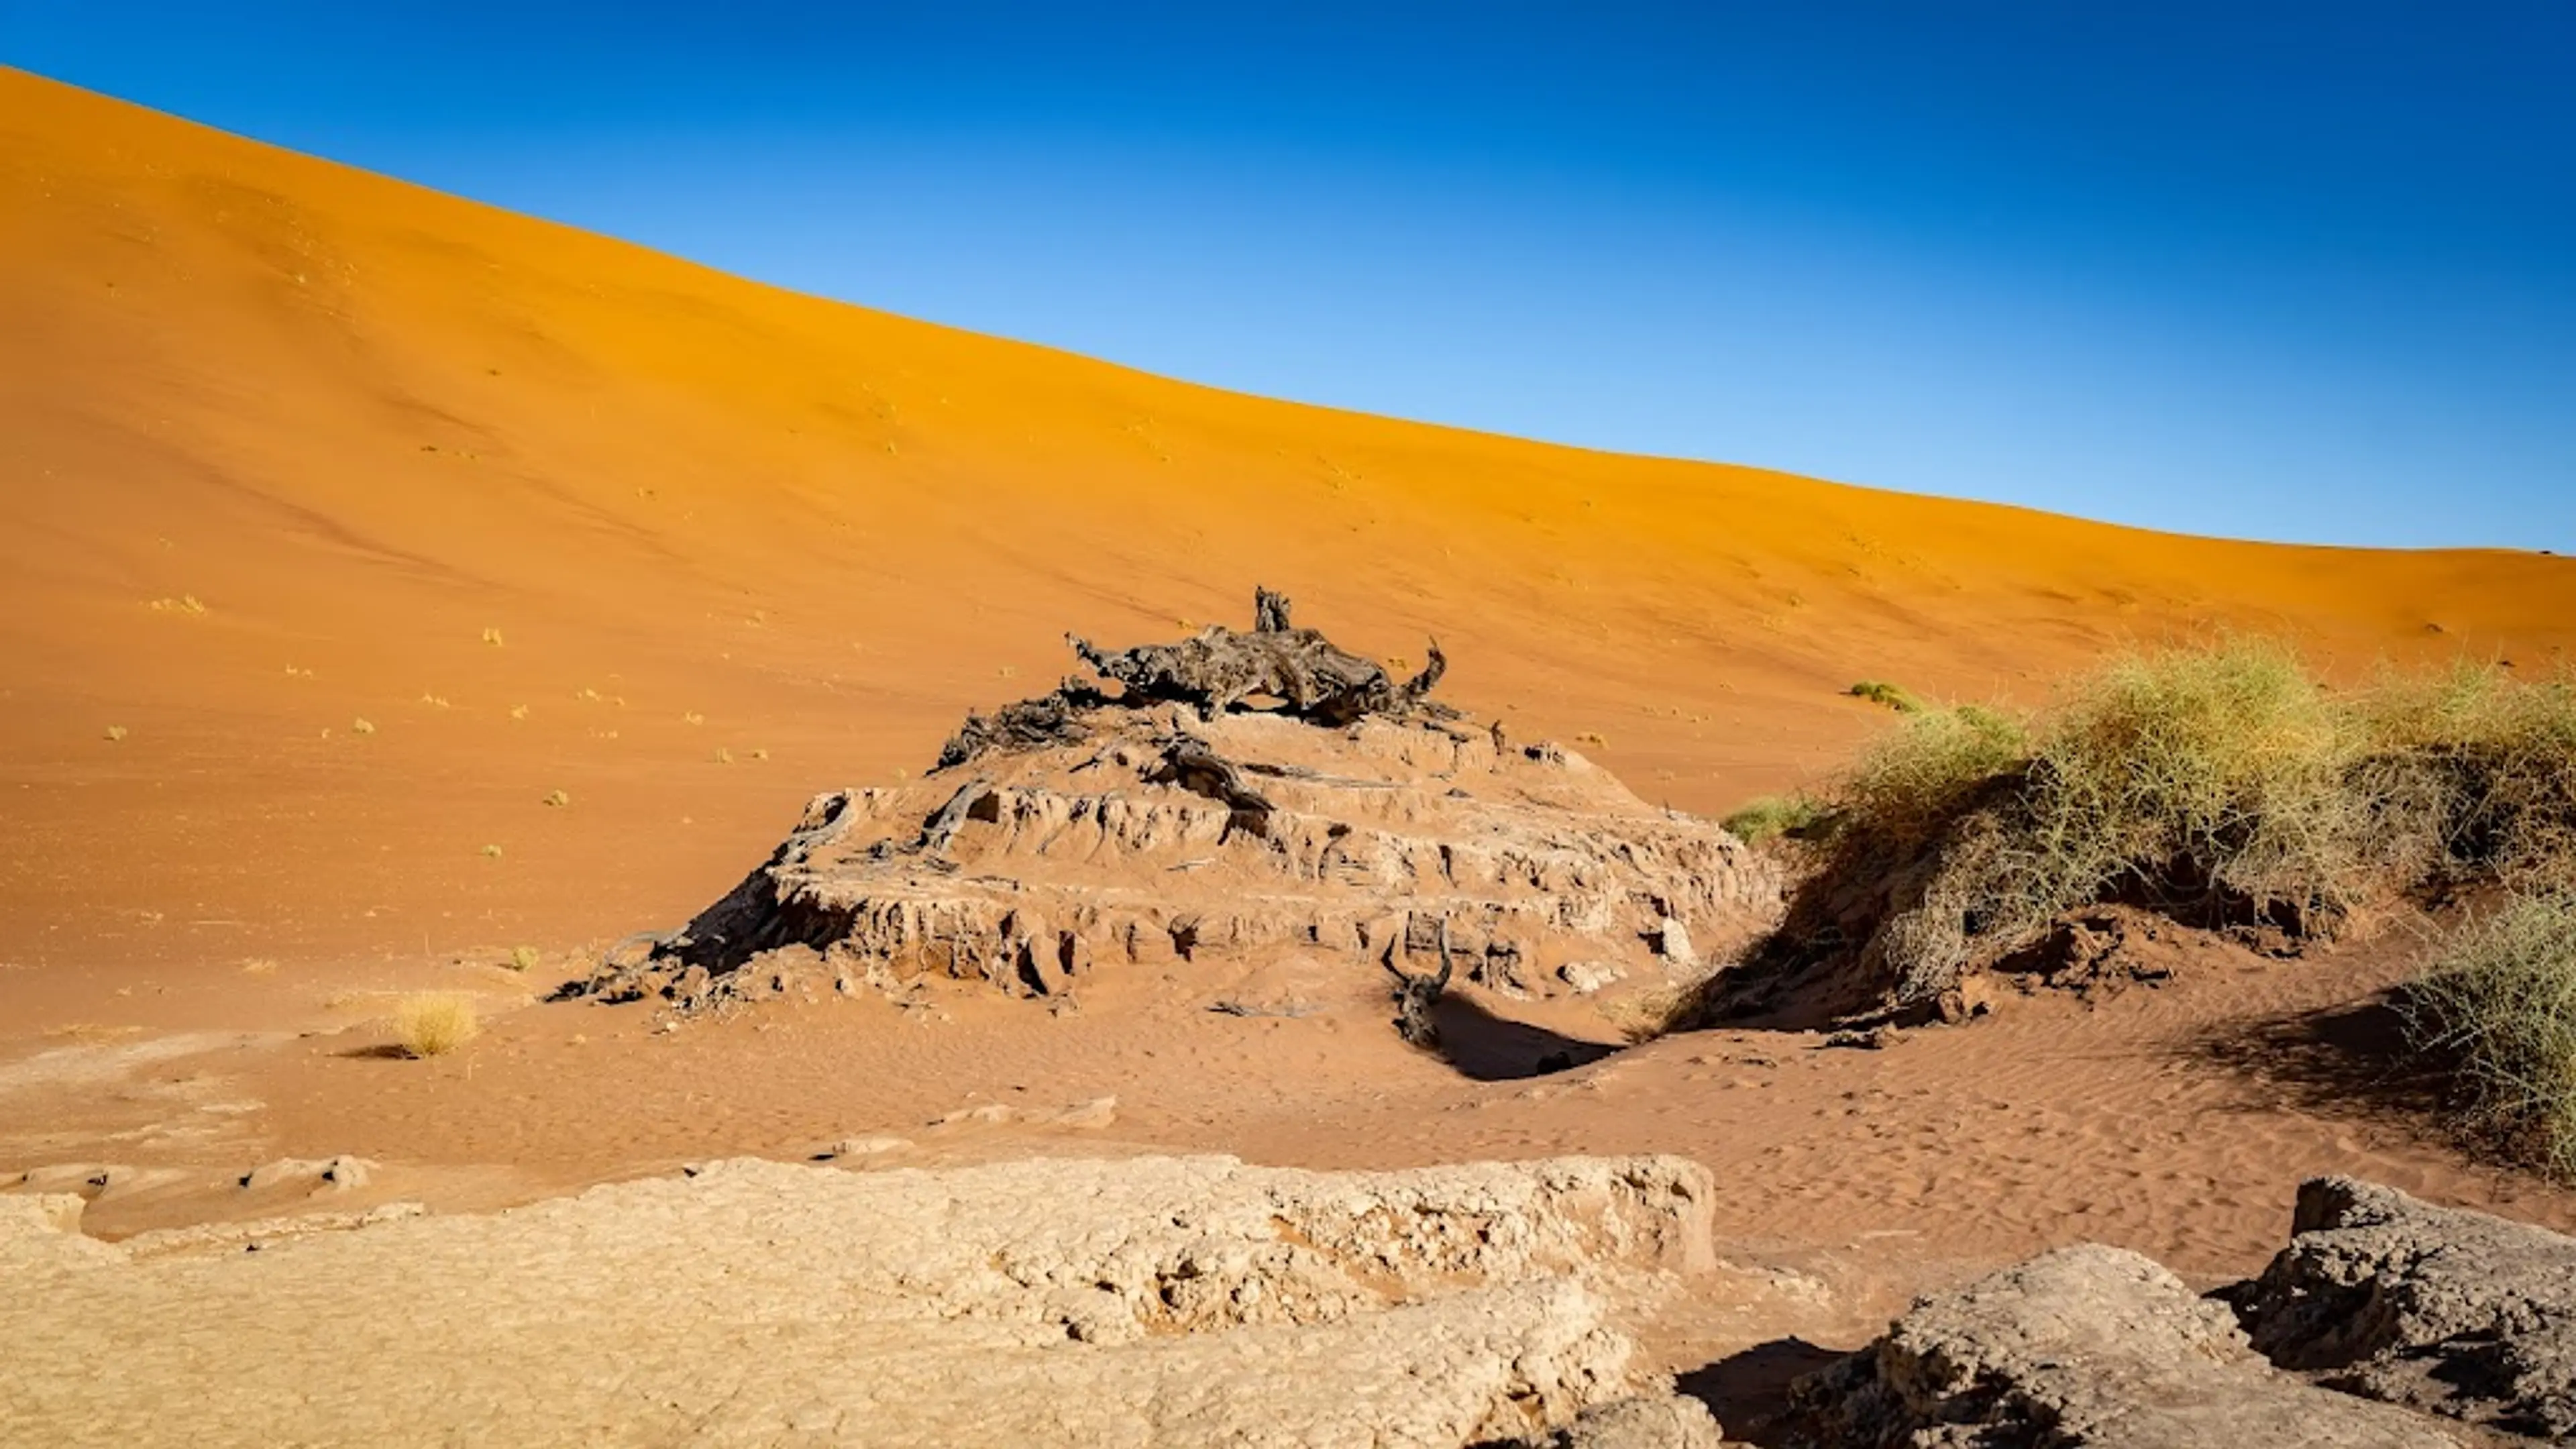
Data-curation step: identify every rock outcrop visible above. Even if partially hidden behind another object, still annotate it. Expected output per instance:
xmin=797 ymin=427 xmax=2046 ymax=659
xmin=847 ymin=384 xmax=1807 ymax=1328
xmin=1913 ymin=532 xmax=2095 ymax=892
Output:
xmin=0 ymin=1153 xmax=1721 ymax=1448
xmin=2229 ymin=1177 xmax=2576 ymax=1440
xmin=572 ymin=593 xmax=1782 ymax=1014
xmin=1778 ymin=1244 xmax=2462 ymax=1448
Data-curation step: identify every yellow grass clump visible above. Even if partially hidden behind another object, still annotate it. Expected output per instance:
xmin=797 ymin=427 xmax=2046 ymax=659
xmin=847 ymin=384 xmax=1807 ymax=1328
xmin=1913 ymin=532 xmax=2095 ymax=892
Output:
xmin=393 ymin=994 xmax=479 ymax=1058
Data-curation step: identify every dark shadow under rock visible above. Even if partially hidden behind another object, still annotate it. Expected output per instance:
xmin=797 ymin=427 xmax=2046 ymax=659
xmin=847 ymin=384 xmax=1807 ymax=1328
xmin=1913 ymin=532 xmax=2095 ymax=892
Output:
xmin=1671 ymin=1337 xmax=1847 ymax=1447
xmin=1424 ymin=993 xmax=1619 ymax=1083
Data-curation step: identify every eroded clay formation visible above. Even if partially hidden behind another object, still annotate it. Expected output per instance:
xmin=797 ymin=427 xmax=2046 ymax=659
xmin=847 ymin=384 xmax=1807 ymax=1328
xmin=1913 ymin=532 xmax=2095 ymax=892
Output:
xmin=0 ymin=1153 xmax=1724 ymax=1448
xmin=570 ymin=590 xmax=1784 ymax=1015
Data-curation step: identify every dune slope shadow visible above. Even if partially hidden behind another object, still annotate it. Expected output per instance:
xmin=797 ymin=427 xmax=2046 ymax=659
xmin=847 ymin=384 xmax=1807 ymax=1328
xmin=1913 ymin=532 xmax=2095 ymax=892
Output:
xmin=1424 ymin=994 xmax=1620 ymax=1082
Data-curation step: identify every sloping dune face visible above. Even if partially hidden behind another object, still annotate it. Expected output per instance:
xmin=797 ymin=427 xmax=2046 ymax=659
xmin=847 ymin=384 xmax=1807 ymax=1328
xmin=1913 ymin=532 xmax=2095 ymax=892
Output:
xmin=4 ymin=67 xmax=2571 ymax=970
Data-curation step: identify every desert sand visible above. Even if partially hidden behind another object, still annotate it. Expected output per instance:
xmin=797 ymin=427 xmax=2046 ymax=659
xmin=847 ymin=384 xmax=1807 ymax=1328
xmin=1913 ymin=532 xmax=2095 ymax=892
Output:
xmin=7 ymin=66 xmax=2576 ymax=1445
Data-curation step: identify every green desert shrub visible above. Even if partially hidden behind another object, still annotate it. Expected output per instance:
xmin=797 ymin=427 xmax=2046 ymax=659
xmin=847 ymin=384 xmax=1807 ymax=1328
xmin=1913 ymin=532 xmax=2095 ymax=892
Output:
xmin=1722 ymin=794 xmax=1828 ymax=844
xmin=1843 ymin=703 xmax=2029 ymax=851
xmin=2351 ymin=662 xmax=2576 ymax=890
xmin=1744 ymin=641 xmax=2576 ymax=1012
xmin=1847 ymin=680 xmax=1925 ymax=713
xmin=2403 ymin=893 xmax=2576 ymax=1178
xmin=2015 ymin=639 xmax=2362 ymax=920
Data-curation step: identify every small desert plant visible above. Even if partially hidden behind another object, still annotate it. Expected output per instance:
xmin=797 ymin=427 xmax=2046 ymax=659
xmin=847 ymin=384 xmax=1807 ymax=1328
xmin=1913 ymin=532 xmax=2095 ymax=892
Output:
xmin=506 ymin=945 xmax=540 ymax=972
xmin=103 ymin=724 xmax=128 ymax=742
xmin=1848 ymin=680 xmax=1924 ymax=713
xmin=2403 ymin=893 xmax=2576 ymax=1178
xmin=542 ymin=789 xmax=570 ymax=807
xmin=352 ymin=717 xmax=376 ymax=735
xmin=392 ymin=994 xmax=479 ymax=1057
xmin=1723 ymin=794 xmax=1827 ymax=844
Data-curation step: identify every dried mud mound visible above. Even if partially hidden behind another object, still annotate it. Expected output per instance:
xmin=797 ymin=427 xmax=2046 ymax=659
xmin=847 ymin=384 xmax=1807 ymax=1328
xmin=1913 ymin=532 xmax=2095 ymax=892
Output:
xmin=574 ymin=592 xmax=1782 ymax=1014
xmin=1 ymin=1153 xmax=1720 ymax=1448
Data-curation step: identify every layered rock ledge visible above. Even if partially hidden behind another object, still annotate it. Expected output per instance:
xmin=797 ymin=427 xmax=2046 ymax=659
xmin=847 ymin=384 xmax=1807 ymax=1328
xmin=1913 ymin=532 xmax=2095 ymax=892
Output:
xmin=2231 ymin=1177 xmax=2576 ymax=1439
xmin=0 ymin=1153 xmax=1720 ymax=1448
xmin=1778 ymin=1243 xmax=2463 ymax=1448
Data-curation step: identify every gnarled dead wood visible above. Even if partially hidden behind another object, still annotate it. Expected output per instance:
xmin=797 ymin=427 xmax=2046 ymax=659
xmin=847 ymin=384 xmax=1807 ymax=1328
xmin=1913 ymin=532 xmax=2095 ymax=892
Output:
xmin=1254 ymin=586 xmax=1295 ymax=633
xmin=936 ymin=588 xmax=1450 ymax=769
xmin=1387 ymin=919 xmax=1456 ymax=1047
xmin=1146 ymin=739 xmax=1275 ymax=837
xmin=935 ymin=683 xmax=1108 ymax=771
xmin=1067 ymin=588 xmax=1446 ymax=726
xmin=918 ymin=778 xmax=994 ymax=855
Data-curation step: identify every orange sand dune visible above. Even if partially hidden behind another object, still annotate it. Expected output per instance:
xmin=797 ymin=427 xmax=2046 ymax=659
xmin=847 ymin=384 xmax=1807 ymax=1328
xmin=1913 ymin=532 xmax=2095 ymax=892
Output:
xmin=5 ymin=66 xmax=2572 ymax=972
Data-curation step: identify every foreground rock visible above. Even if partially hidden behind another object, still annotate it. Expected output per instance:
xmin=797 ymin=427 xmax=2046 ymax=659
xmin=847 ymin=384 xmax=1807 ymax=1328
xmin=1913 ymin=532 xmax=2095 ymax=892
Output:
xmin=2231 ymin=1177 xmax=2576 ymax=1439
xmin=1 ymin=1153 xmax=1720 ymax=1448
xmin=1778 ymin=1244 xmax=2460 ymax=1448
xmin=573 ymin=591 xmax=1782 ymax=1014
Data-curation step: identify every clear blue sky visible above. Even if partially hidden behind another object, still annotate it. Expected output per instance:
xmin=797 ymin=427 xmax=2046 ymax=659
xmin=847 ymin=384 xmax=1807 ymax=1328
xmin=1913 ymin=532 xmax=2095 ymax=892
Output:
xmin=8 ymin=2 xmax=2570 ymax=550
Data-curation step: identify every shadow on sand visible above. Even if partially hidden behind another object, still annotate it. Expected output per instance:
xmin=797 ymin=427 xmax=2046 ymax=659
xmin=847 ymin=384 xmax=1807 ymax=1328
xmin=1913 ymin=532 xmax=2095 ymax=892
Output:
xmin=2186 ymin=989 xmax=2453 ymax=1130
xmin=1424 ymin=993 xmax=1621 ymax=1082
xmin=333 ymin=1042 xmax=416 ymax=1061
xmin=1672 ymin=1336 xmax=1849 ymax=1445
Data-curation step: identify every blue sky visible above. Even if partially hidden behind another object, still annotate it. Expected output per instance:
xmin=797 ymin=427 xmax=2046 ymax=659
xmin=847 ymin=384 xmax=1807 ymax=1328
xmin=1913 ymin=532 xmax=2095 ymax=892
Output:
xmin=8 ymin=2 xmax=2570 ymax=549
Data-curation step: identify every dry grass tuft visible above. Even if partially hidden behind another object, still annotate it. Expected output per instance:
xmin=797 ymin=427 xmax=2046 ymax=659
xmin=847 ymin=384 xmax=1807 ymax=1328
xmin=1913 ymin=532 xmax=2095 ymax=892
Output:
xmin=541 ymin=789 xmax=570 ymax=807
xmin=2402 ymin=893 xmax=2576 ymax=1178
xmin=392 ymin=994 xmax=479 ymax=1057
xmin=1705 ymin=641 xmax=2576 ymax=1019
xmin=103 ymin=724 xmax=128 ymax=742
xmin=506 ymin=945 xmax=540 ymax=972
